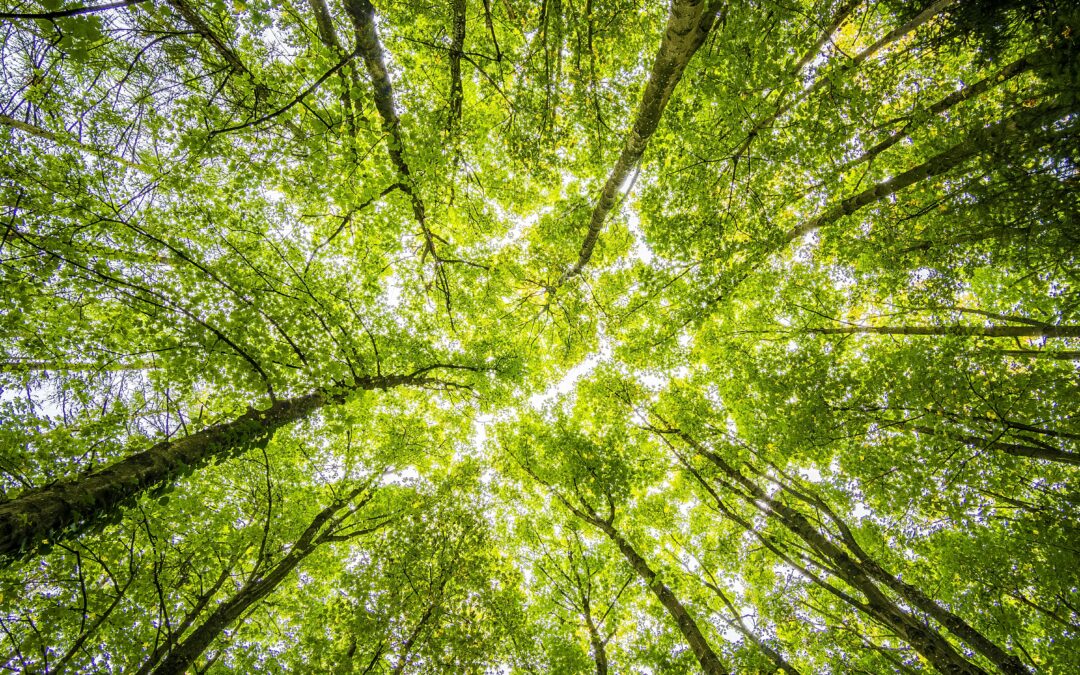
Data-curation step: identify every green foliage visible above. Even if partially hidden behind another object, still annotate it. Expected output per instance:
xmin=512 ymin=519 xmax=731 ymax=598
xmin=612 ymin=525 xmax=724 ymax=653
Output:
xmin=1 ymin=0 xmax=1078 ymax=671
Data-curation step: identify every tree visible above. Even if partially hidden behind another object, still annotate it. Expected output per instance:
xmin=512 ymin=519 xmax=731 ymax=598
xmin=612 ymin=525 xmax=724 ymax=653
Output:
xmin=1 ymin=0 xmax=1078 ymax=671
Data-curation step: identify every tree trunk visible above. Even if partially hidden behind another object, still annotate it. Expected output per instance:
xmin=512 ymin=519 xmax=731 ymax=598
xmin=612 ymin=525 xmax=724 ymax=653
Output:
xmin=306 ymin=0 xmax=366 ymax=140
xmin=842 ymin=48 xmax=1041 ymax=171
xmin=448 ymin=0 xmax=466 ymax=135
xmin=731 ymin=0 xmax=954 ymax=171
xmin=0 ymin=372 xmax=442 ymax=562
xmin=674 ymin=446 xmax=985 ymax=674
xmin=811 ymin=324 xmax=1080 ymax=339
xmin=767 ymin=464 xmax=1030 ymax=675
xmin=561 ymin=0 xmax=724 ymax=282
xmin=135 ymin=557 xmax=238 ymax=675
xmin=911 ymin=425 xmax=1080 ymax=466
xmin=678 ymin=432 xmax=1006 ymax=675
xmin=785 ymin=99 xmax=1073 ymax=242
xmin=150 ymin=486 xmax=376 ymax=675
xmin=996 ymin=349 xmax=1080 ymax=361
xmin=591 ymin=519 xmax=728 ymax=675
xmin=164 ymin=0 xmax=251 ymax=76
xmin=345 ymin=0 xmax=445 ymax=271
xmin=0 ymin=392 xmax=324 ymax=561
xmin=584 ymin=611 xmax=608 ymax=675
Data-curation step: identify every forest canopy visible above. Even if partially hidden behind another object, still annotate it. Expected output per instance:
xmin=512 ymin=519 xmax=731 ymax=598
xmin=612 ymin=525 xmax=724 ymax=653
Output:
xmin=0 ymin=0 xmax=1078 ymax=671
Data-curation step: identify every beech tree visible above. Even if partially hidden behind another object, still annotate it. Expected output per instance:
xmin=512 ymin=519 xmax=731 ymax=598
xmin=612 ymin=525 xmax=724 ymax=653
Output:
xmin=1 ymin=0 xmax=1077 ymax=671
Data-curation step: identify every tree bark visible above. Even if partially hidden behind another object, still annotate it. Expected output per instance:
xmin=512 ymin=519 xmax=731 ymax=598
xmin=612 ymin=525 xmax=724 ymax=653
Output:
xmin=345 ymin=0 xmax=430 ymax=239
xmin=730 ymin=0 xmax=955 ymax=170
xmin=810 ymin=324 xmax=1080 ymax=339
xmin=306 ymin=0 xmax=366 ymax=139
xmin=675 ymin=431 xmax=1007 ymax=675
xmin=842 ymin=48 xmax=1043 ymax=171
xmin=0 ymin=392 xmax=322 ymax=561
xmin=589 ymin=518 xmax=727 ymax=675
xmin=164 ymin=0 xmax=252 ymax=77
xmin=448 ymin=0 xmax=467 ymax=135
xmin=0 ymin=114 xmax=152 ymax=172
xmin=135 ymin=557 xmax=238 ymax=675
xmin=785 ymin=100 xmax=1074 ymax=242
xmin=996 ymin=349 xmax=1080 ymax=361
xmin=911 ymin=425 xmax=1080 ymax=466
xmin=151 ymin=485 xmax=381 ymax=674
xmin=0 ymin=372 xmax=448 ymax=562
xmin=584 ymin=609 xmax=608 ymax=675
xmin=561 ymin=0 xmax=724 ymax=282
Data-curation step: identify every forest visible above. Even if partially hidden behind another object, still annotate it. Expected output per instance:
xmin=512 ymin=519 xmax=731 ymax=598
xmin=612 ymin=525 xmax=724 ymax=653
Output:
xmin=0 ymin=0 xmax=1077 ymax=671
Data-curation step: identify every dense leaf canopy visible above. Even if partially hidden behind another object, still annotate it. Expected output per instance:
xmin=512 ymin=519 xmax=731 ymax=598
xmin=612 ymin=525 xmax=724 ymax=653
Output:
xmin=0 ymin=0 xmax=1078 ymax=671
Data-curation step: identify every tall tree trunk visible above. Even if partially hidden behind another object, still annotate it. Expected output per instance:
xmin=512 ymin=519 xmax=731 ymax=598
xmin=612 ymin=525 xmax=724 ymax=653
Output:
xmin=584 ymin=608 xmax=609 ymax=675
xmin=730 ymin=0 xmax=953 ymax=170
xmin=910 ymin=425 xmax=1080 ymax=466
xmin=676 ymin=431 xmax=1024 ymax=675
xmin=0 ymin=392 xmax=322 ymax=561
xmin=344 ymin=0 xmax=454 ymax=311
xmin=135 ymin=556 xmax=239 ymax=675
xmin=0 ymin=114 xmax=152 ymax=172
xmin=560 ymin=0 xmax=724 ymax=283
xmin=344 ymin=0 xmax=437 ymax=257
xmin=674 ymin=449 xmax=984 ymax=675
xmin=588 ymin=518 xmax=727 ymax=675
xmin=784 ymin=99 xmax=1074 ymax=242
xmin=306 ymin=0 xmax=366 ymax=140
xmin=0 ymin=372 xmax=444 ymax=561
xmin=700 ymin=576 xmax=801 ymax=675
xmin=164 ymin=0 xmax=252 ymax=76
xmin=842 ymin=48 xmax=1043 ymax=171
xmin=764 ymin=464 xmax=1031 ymax=675
xmin=151 ymin=485 xmax=382 ymax=674
xmin=448 ymin=0 xmax=467 ymax=135
xmin=810 ymin=324 xmax=1080 ymax=339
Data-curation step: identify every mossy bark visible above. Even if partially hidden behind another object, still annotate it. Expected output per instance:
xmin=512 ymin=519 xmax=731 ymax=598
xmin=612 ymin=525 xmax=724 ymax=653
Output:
xmin=0 ymin=393 xmax=325 ymax=560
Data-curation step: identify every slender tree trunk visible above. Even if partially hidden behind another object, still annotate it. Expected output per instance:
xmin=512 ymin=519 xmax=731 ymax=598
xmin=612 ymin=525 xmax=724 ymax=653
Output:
xmin=767 ymin=467 xmax=1031 ymax=675
xmin=785 ymin=100 xmax=1074 ymax=242
xmin=344 ymin=0 xmax=450 ymax=294
xmin=590 ymin=519 xmax=727 ymax=675
xmin=996 ymin=349 xmax=1080 ymax=361
xmin=135 ymin=557 xmax=238 ymax=675
xmin=701 ymin=577 xmax=801 ymax=675
xmin=675 ymin=432 xmax=1010 ymax=675
xmin=842 ymin=48 xmax=1043 ymax=171
xmin=306 ymin=0 xmax=366 ymax=140
xmin=911 ymin=425 xmax=1080 ymax=466
xmin=448 ymin=0 xmax=467 ymax=135
xmin=0 ymin=392 xmax=323 ymax=561
xmin=345 ymin=0 xmax=428 ymax=232
xmin=151 ymin=486 xmax=380 ymax=674
xmin=861 ymin=556 xmax=1030 ymax=675
xmin=390 ymin=585 xmax=445 ymax=675
xmin=164 ymin=0 xmax=251 ymax=76
xmin=811 ymin=324 xmax=1080 ymax=339
xmin=0 ymin=114 xmax=151 ymax=172
xmin=0 ymin=372 xmax=443 ymax=561
xmin=584 ymin=609 xmax=608 ymax=675
xmin=561 ymin=0 xmax=724 ymax=282
xmin=731 ymin=0 xmax=954 ymax=169
xmin=752 ymin=493 xmax=988 ymax=675
xmin=674 ymin=449 xmax=981 ymax=674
